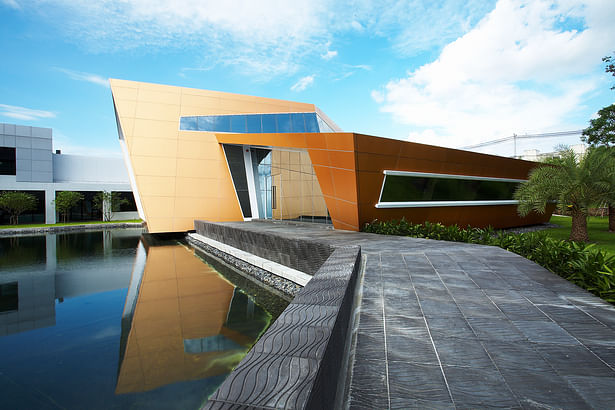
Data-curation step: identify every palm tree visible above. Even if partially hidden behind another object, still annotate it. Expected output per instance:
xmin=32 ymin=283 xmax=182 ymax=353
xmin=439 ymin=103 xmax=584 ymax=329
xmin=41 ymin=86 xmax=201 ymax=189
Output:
xmin=514 ymin=147 xmax=615 ymax=242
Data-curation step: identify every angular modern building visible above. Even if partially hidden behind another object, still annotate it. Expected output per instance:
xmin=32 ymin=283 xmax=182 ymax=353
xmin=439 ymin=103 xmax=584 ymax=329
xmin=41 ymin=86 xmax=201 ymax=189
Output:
xmin=110 ymin=79 xmax=551 ymax=234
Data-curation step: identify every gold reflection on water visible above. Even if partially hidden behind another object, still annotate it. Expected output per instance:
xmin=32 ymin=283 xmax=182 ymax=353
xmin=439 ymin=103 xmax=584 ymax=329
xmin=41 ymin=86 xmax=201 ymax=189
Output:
xmin=115 ymin=245 xmax=243 ymax=394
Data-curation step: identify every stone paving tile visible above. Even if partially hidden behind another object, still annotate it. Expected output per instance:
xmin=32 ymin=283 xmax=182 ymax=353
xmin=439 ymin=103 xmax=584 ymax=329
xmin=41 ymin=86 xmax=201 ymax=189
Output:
xmin=564 ymin=375 xmax=615 ymax=408
xmin=534 ymin=344 xmax=614 ymax=377
xmin=512 ymin=320 xmax=580 ymax=345
xmin=213 ymin=222 xmax=615 ymax=409
xmin=442 ymin=364 xmax=520 ymax=408
xmin=347 ymin=358 xmax=389 ymax=409
xmin=386 ymin=361 xmax=454 ymax=409
xmin=432 ymin=336 xmax=494 ymax=369
xmin=537 ymin=303 xmax=600 ymax=323
xmin=586 ymin=344 xmax=615 ymax=368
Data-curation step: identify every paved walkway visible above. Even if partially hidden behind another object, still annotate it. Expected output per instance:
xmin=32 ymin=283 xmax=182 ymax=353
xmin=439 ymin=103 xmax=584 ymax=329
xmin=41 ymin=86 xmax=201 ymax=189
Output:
xmin=216 ymin=221 xmax=615 ymax=409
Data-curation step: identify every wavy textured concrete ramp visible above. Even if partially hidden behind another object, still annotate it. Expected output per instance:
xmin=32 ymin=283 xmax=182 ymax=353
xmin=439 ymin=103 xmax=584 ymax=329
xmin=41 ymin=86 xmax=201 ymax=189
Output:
xmin=201 ymin=221 xmax=615 ymax=409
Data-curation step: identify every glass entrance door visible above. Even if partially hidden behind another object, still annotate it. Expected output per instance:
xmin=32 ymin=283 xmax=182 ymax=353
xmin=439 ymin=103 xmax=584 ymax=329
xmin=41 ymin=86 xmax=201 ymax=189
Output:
xmin=250 ymin=149 xmax=272 ymax=219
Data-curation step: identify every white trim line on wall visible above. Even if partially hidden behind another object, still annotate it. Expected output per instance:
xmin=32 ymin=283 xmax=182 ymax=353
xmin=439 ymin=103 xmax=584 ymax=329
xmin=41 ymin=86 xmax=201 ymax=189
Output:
xmin=375 ymin=200 xmax=520 ymax=208
xmin=383 ymin=170 xmax=527 ymax=183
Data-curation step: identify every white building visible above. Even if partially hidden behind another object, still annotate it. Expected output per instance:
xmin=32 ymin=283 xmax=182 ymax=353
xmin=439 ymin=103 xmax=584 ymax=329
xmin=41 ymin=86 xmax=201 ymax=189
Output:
xmin=0 ymin=122 xmax=137 ymax=224
xmin=520 ymin=143 xmax=587 ymax=162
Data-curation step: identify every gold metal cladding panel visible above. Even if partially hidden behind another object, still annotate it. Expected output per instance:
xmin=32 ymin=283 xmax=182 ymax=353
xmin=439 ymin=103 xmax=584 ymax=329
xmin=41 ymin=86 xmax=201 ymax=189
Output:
xmin=129 ymin=137 xmax=178 ymax=157
xmin=134 ymin=102 xmax=181 ymax=122
xmin=110 ymin=86 xmax=139 ymax=101
xmin=132 ymin=119 xmax=179 ymax=140
xmin=136 ymin=176 xmax=176 ymax=197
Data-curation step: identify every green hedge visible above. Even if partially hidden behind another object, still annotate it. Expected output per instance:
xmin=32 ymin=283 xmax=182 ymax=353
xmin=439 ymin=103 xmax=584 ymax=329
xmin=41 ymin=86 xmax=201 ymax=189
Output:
xmin=363 ymin=220 xmax=615 ymax=303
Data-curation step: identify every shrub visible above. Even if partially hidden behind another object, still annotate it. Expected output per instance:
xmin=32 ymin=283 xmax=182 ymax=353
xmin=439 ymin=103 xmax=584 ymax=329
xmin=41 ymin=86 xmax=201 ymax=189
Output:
xmin=363 ymin=219 xmax=615 ymax=303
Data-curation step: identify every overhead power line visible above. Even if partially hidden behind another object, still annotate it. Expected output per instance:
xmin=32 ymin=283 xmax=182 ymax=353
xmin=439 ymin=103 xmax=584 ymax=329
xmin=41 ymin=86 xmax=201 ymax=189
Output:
xmin=460 ymin=130 xmax=584 ymax=150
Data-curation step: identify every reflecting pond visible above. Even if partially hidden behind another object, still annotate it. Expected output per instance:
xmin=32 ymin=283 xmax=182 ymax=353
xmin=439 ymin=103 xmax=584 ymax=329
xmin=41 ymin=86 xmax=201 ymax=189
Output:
xmin=0 ymin=229 xmax=287 ymax=409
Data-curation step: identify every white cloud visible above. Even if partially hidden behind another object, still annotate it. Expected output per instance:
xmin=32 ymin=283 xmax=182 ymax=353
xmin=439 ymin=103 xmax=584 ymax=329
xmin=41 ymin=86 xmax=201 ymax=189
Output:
xmin=24 ymin=0 xmax=494 ymax=77
xmin=1 ymin=0 xmax=20 ymax=9
xmin=347 ymin=0 xmax=496 ymax=56
xmin=347 ymin=64 xmax=372 ymax=71
xmin=371 ymin=90 xmax=384 ymax=103
xmin=32 ymin=0 xmax=332 ymax=78
xmin=0 ymin=104 xmax=55 ymax=121
xmin=321 ymin=50 xmax=338 ymax=60
xmin=291 ymin=75 xmax=315 ymax=92
xmin=373 ymin=0 xmax=615 ymax=149
xmin=350 ymin=20 xmax=364 ymax=31
xmin=55 ymin=68 xmax=109 ymax=88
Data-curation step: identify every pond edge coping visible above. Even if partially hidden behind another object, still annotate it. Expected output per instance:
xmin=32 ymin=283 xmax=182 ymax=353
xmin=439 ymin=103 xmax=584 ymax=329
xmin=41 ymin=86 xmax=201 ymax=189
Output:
xmin=195 ymin=220 xmax=362 ymax=410
xmin=0 ymin=222 xmax=145 ymax=236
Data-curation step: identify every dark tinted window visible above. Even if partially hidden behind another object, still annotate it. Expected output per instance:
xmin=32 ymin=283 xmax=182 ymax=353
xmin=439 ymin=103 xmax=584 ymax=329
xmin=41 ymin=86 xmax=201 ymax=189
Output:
xmin=0 ymin=147 xmax=16 ymax=175
xmin=0 ymin=282 xmax=18 ymax=313
xmin=380 ymin=175 xmax=520 ymax=202
xmin=223 ymin=145 xmax=251 ymax=217
xmin=0 ymin=190 xmax=44 ymax=225
xmin=114 ymin=191 xmax=137 ymax=212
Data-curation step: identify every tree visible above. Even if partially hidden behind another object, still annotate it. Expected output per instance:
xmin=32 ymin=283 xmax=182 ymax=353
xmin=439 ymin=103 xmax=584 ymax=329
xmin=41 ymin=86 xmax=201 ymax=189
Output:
xmin=0 ymin=191 xmax=37 ymax=225
xmin=604 ymin=52 xmax=615 ymax=90
xmin=53 ymin=191 xmax=84 ymax=223
xmin=92 ymin=191 xmax=129 ymax=222
xmin=581 ymin=104 xmax=615 ymax=146
xmin=514 ymin=147 xmax=615 ymax=242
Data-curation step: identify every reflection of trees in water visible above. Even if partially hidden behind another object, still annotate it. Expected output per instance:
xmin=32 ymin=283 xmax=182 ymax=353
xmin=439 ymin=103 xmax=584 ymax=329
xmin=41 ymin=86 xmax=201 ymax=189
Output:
xmin=0 ymin=229 xmax=144 ymax=269
xmin=56 ymin=230 xmax=142 ymax=261
xmin=0 ymin=235 xmax=46 ymax=268
xmin=56 ymin=231 xmax=104 ymax=261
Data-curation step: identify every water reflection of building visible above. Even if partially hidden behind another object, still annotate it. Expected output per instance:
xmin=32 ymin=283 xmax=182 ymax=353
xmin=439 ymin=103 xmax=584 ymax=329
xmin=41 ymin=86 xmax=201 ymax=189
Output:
xmin=0 ymin=229 xmax=141 ymax=337
xmin=116 ymin=243 xmax=271 ymax=394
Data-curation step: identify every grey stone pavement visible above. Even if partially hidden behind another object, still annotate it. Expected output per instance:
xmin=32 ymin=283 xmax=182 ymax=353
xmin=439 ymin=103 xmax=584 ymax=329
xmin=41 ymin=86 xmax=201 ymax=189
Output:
xmin=216 ymin=221 xmax=615 ymax=409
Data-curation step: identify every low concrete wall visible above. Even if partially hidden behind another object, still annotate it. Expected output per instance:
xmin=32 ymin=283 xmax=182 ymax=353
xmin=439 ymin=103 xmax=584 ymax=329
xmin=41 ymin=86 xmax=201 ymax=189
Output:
xmin=196 ymin=221 xmax=361 ymax=409
xmin=194 ymin=220 xmax=333 ymax=275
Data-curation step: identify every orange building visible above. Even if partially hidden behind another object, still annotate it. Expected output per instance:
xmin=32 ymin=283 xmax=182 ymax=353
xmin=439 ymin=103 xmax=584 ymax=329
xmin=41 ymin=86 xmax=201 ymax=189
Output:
xmin=110 ymin=79 xmax=549 ymax=234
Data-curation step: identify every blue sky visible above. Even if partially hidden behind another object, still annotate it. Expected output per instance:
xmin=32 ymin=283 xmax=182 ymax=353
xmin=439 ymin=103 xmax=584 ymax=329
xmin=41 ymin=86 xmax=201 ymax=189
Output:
xmin=1 ymin=0 xmax=613 ymax=157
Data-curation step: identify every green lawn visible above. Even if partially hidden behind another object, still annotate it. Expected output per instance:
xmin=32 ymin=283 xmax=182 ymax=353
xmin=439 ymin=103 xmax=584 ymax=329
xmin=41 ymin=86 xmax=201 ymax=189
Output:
xmin=545 ymin=215 xmax=615 ymax=256
xmin=0 ymin=219 xmax=142 ymax=229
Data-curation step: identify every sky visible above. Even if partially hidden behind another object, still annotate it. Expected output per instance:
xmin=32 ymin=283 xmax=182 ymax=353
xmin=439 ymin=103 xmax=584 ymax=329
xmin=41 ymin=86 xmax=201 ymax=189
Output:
xmin=0 ymin=0 xmax=614 ymax=158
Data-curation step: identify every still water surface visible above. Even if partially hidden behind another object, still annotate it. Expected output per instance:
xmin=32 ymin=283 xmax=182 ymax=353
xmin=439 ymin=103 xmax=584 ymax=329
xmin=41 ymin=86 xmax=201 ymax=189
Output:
xmin=0 ymin=229 xmax=285 ymax=409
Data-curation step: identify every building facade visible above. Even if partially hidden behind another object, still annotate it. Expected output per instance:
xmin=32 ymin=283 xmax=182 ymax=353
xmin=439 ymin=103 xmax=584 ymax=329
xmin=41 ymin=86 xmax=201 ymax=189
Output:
xmin=110 ymin=79 xmax=551 ymax=234
xmin=0 ymin=122 xmax=137 ymax=224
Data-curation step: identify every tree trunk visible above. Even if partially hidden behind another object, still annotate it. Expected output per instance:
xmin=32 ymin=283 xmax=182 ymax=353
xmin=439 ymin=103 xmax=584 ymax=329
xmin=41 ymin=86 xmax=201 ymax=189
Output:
xmin=570 ymin=209 xmax=589 ymax=242
xmin=609 ymin=205 xmax=615 ymax=232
